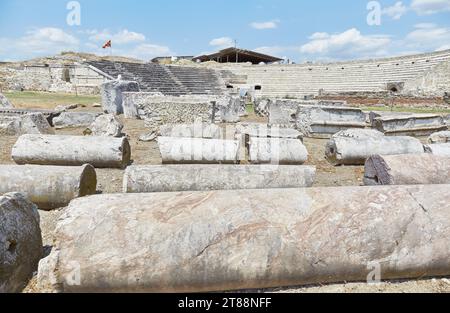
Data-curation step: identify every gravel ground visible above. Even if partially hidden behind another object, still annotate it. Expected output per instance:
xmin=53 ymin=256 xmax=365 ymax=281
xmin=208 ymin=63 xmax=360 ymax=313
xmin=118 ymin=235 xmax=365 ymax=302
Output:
xmin=1 ymin=110 xmax=448 ymax=293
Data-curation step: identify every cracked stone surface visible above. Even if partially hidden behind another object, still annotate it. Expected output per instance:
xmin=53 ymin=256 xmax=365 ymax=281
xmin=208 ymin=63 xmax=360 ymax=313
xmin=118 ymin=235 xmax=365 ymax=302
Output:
xmin=37 ymin=185 xmax=450 ymax=293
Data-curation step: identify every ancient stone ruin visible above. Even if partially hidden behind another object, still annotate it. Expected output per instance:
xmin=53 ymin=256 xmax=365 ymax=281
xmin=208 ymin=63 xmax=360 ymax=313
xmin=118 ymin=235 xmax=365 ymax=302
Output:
xmin=0 ymin=48 xmax=450 ymax=294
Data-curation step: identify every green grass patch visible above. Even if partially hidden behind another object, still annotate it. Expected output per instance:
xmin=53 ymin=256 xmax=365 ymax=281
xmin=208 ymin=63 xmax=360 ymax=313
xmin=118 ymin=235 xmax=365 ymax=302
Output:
xmin=3 ymin=91 xmax=101 ymax=109
xmin=246 ymin=103 xmax=254 ymax=114
xmin=362 ymin=106 xmax=450 ymax=114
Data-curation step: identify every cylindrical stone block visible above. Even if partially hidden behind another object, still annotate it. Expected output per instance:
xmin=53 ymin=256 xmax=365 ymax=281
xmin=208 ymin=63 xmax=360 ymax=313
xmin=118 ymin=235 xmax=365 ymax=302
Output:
xmin=249 ymin=138 xmax=308 ymax=165
xmin=12 ymin=135 xmax=131 ymax=168
xmin=0 ymin=164 xmax=97 ymax=210
xmin=158 ymin=137 xmax=240 ymax=164
xmin=325 ymin=136 xmax=424 ymax=165
xmin=37 ymin=185 xmax=450 ymax=293
xmin=1 ymin=193 xmax=42 ymax=293
xmin=364 ymin=154 xmax=450 ymax=185
xmin=123 ymin=165 xmax=316 ymax=193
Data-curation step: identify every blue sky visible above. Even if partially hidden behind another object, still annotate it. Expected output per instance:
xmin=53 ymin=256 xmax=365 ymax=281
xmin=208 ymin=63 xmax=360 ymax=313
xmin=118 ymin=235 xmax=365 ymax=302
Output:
xmin=0 ymin=0 xmax=449 ymax=62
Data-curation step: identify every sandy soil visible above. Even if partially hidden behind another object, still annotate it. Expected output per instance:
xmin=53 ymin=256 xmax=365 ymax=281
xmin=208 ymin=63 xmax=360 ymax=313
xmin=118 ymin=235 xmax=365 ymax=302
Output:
xmin=1 ymin=107 xmax=448 ymax=293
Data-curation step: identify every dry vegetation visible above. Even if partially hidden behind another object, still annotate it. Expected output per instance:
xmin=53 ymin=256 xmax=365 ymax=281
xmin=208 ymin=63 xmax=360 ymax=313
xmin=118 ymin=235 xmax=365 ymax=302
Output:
xmin=1 ymin=91 xmax=448 ymax=293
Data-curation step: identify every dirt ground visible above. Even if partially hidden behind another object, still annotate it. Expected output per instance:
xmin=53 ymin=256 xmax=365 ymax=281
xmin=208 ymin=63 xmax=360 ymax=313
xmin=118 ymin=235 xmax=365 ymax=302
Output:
xmin=1 ymin=99 xmax=449 ymax=293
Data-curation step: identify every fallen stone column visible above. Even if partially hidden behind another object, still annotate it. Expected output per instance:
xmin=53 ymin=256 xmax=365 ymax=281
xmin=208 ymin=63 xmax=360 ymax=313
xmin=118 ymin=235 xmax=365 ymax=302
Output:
xmin=364 ymin=154 xmax=450 ymax=185
xmin=249 ymin=137 xmax=308 ymax=165
xmin=123 ymin=165 xmax=316 ymax=193
xmin=12 ymin=135 xmax=131 ymax=168
xmin=425 ymin=143 xmax=450 ymax=157
xmin=325 ymin=136 xmax=424 ymax=165
xmin=0 ymin=164 xmax=97 ymax=210
xmin=158 ymin=137 xmax=239 ymax=164
xmin=159 ymin=123 xmax=223 ymax=139
xmin=1 ymin=193 xmax=42 ymax=293
xmin=37 ymin=185 xmax=450 ymax=293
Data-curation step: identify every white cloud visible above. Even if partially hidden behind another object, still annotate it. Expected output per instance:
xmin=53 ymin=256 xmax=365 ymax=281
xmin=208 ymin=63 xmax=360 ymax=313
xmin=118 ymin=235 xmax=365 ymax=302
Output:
xmin=411 ymin=0 xmax=450 ymax=15
xmin=403 ymin=23 xmax=450 ymax=50
xmin=299 ymin=28 xmax=392 ymax=60
xmin=382 ymin=1 xmax=408 ymax=20
xmin=0 ymin=27 xmax=173 ymax=62
xmin=250 ymin=20 xmax=279 ymax=30
xmin=0 ymin=27 xmax=80 ymax=60
xmin=128 ymin=43 xmax=174 ymax=59
xmin=87 ymin=29 xmax=146 ymax=45
xmin=209 ymin=37 xmax=234 ymax=48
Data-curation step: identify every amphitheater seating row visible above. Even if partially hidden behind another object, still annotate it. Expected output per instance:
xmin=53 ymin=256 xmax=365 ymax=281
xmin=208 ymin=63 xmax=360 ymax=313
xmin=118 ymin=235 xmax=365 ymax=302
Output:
xmin=86 ymin=61 xmax=226 ymax=96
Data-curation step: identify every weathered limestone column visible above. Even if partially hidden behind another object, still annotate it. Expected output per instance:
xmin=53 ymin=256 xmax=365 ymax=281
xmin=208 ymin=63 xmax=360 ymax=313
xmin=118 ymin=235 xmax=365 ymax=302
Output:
xmin=158 ymin=137 xmax=240 ymax=164
xmin=101 ymin=80 xmax=140 ymax=114
xmin=37 ymin=185 xmax=450 ymax=293
xmin=425 ymin=143 xmax=450 ymax=157
xmin=364 ymin=154 xmax=450 ymax=185
xmin=249 ymin=137 xmax=308 ymax=164
xmin=1 ymin=193 xmax=42 ymax=293
xmin=123 ymin=165 xmax=316 ymax=193
xmin=326 ymin=136 xmax=424 ymax=165
xmin=0 ymin=164 xmax=97 ymax=210
xmin=12 ymin=135 xmax=131 ymax=168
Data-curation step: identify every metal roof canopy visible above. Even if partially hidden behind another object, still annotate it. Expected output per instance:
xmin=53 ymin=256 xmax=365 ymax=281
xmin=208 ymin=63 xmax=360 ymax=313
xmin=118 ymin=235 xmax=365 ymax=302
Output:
xmin=194 ymin=47 xmax=283 ymax=64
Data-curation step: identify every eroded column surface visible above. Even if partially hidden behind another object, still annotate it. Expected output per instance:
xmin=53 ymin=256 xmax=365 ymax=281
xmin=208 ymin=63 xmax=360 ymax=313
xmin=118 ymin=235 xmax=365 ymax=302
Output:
xmin=249 ymin=137 xmax=308 ymax=165
xmin=123 ymin=165 xmax=316 ymax=193
xmin=37 ymin=185 xmax=450 ymax=293
xmin=364 ymin=154 xmax=450 ymax=185
xmin=326 ymin=136 xmax=424 ymax=165
xmin=158 ymin=137 xmax=240 ymax=164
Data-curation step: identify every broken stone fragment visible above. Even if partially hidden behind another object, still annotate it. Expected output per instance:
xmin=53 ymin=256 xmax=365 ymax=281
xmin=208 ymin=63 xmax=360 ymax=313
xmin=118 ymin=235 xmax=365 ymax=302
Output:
xmin=53 ymin=112 xmax=99 ymax=129
xmin=85 ymin=114 xmax=124 ymax=137
xmin=0 ymin=92 xmax=13 ymax=108
xmin=364 ymin=154 xmax=450 ymax=185
xmin=12 ymin=134 xmax=131 ymax=169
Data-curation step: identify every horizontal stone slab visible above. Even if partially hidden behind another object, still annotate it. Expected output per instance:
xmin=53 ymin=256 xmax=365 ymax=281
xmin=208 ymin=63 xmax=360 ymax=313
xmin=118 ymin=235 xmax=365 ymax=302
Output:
xmin=372 ymin=113 xmax=447 ymax=136
xmin=364 ymin=154 xmax=450 ymax=185
xmin=123 ymin=165 xmax=316 ymax=193
xmin=37 ymin=185 xmax=450 ymax=292
xmin=12 ymin=135 xmax=131 ymax=168
xmin=158 ymin=137 xmax=240 ymax=164
xmin=0 ymin=164 xmax=97 ymax=210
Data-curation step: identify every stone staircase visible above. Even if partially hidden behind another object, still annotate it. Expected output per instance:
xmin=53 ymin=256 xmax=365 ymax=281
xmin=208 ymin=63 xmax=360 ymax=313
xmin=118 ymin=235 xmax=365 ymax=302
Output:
xmin=86 ymin=61 xmax=226 ymax=96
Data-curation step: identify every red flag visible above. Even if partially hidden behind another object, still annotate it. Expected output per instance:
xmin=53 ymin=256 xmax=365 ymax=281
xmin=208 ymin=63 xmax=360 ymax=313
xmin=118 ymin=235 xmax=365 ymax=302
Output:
xmin=102 ymin=40 xmax=112 ymax=49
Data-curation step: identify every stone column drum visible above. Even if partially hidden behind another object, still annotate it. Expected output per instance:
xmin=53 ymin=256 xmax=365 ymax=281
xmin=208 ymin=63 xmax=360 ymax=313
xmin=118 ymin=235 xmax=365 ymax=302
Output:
xmin=37 ymin=185 xmax=450 ymax=293
xmin=0 ymin=164 xmax=97 ymax=210
xmin=11 ymin=135 xmax=131 ymax=168
xmin=1 ymin=193 xmax=42 ymax=293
